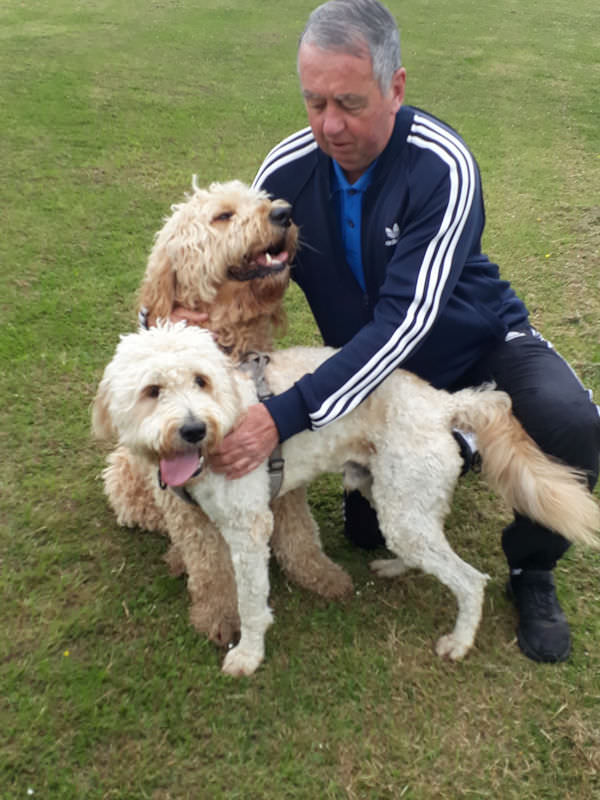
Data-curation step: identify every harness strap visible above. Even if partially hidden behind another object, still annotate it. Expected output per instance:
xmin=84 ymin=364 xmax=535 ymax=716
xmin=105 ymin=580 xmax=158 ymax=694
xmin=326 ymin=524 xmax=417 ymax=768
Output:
xmin=238 ymin=351 xmax=285 ymax=499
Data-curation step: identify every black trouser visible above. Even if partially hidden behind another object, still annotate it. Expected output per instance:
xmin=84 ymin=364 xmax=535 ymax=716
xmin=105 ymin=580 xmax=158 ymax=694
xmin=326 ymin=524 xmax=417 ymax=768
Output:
xmin=452 ymin=327 xmax=600 ymax=570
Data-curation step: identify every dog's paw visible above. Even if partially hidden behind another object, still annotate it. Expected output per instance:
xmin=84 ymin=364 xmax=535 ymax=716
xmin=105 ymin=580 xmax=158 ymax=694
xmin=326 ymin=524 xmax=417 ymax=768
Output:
xmin=320 ymin=565 xmax=354 ymax=599
xmin=370 ymin=557 xmax=409 ymax=578
xmin=189 ymin=603 xmax=241 ymax=648
xmin=222 ymin=646 xmax=263 ymax=677
xmin=435 ymin=633 xmax=471 ymax=661
xmin=282 ymin=558 xmax=354 ymax=599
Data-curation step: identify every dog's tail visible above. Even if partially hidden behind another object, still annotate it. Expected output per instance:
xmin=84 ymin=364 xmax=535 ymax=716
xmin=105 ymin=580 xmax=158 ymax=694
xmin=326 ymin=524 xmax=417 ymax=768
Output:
xmin=449 ymin=386 xmax=600 ymax=548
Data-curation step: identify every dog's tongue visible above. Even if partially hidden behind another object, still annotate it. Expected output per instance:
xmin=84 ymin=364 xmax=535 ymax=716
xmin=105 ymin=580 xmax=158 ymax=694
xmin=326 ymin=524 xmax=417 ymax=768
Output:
xmin=159 ymin=452 xmax=201 ymax=487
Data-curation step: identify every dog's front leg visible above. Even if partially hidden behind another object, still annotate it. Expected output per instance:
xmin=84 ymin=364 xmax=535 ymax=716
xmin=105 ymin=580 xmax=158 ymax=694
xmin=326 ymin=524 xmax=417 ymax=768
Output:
xmin=218 ymin=511 xmax=274 ymax=677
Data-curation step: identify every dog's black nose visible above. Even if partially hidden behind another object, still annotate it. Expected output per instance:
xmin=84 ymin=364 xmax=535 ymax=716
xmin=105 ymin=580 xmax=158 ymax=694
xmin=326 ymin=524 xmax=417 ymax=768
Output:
xmin=180 ymin=422 xmax=206 ymax=444
xmin=269 ymin=204 xmax=292 ymax=228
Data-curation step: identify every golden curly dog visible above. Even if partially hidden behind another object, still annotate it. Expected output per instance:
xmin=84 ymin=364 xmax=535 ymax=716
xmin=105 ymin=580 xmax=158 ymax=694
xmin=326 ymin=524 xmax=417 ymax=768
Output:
xmin=94 ymin=323 xmax=600 ymax=676
xmin=101 ymin=180 xmax=352 ymax=646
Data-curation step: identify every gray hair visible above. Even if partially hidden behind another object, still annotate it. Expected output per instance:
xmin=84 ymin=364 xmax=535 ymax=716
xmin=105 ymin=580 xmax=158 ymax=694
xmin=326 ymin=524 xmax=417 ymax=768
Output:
xmin=298 ymin=0 xmax=401 ymax=93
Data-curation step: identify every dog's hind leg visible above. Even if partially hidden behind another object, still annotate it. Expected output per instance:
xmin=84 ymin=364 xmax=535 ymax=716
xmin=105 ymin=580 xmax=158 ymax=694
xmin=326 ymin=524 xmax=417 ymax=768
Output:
xmin=370 ymin=448 xmax=489 ymax=660
xmin=373 ymin=506 xmax=489 ymax=659
xmin=430 ymin=557 xmax=489 ymax=661
xmin=270 ymin=488 xmax=354 ymax=599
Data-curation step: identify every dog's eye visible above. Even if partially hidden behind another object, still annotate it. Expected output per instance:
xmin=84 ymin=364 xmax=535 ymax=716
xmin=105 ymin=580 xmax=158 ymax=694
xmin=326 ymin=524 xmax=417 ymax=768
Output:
xmin=212 ymin=211 xmax=234 ymax=223
xmin=144 ymin=385 xmax=161 ymax=399
xmin=195 ymin=375 xmax=207 ymax=389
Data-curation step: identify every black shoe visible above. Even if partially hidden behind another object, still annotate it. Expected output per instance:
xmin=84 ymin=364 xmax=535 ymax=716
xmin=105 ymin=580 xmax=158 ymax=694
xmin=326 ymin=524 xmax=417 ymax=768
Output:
xmin=343 ymin=490 xmax=385 ymax=550
xmin=506 ymin=570 xmax=571 ymax=663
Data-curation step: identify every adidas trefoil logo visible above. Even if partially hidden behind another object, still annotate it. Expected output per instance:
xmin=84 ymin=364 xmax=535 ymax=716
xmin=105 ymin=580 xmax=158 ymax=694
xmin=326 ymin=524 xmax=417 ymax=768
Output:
xmin=385 ymin=222 xmax=400 ymax=246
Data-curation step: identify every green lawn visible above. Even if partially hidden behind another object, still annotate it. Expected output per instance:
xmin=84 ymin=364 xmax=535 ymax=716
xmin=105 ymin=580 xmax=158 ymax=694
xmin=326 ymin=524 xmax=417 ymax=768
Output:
xmin=1 ymin=1 xmax=599 ymax=797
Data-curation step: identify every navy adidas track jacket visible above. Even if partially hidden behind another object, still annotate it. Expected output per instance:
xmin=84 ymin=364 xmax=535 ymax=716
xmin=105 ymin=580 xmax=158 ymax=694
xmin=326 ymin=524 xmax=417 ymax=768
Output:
xmin=253 ymin=106 xmax=529 ymax=443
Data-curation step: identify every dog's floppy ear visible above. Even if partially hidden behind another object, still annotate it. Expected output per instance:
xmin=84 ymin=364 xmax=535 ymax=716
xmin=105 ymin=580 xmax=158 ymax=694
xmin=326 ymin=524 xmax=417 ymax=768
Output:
xmin=92 ymin=378 xmax=118 ymax=441
xmin=138 ymin=234 xmax=177 ymax=326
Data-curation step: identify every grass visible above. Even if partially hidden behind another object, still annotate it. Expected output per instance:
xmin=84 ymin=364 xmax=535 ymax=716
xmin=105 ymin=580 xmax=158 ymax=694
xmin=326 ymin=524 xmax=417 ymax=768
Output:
xmin=1 ymin=0 xmax=599 ymax=797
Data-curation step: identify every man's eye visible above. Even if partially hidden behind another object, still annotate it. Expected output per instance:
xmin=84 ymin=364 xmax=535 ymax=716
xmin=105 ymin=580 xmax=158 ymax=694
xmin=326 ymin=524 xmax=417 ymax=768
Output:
xmin=340 ymin=100 xmax=363 ymax=113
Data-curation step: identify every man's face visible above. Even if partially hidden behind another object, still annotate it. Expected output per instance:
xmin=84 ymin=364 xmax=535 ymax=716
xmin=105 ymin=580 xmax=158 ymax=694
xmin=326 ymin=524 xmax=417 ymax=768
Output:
xmin=298 ymin=41 xmax=406 ymax=184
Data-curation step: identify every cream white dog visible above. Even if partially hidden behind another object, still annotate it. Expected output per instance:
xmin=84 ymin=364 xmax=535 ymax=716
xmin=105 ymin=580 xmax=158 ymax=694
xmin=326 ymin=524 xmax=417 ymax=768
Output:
xmin=93 ymin=322 xmax=600 ymax=677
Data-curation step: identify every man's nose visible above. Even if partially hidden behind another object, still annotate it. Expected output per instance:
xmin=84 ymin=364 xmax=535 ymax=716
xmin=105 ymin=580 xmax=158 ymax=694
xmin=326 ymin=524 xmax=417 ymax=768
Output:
xmin=322 ymin=106 xmax=346 ymax=137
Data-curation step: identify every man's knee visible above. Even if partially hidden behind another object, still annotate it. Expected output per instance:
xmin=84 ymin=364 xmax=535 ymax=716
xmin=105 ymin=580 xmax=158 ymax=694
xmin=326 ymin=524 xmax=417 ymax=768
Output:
xmin=570 ymin=402 xmax=600 ymax=487
xmin=514 ymin=391 xmax=600 ymax=486
xmin=548 ymin=398 xmax=599 ymax=486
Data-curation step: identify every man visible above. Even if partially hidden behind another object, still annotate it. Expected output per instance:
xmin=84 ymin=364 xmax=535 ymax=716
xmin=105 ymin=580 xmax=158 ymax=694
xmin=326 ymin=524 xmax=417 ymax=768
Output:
xmin=190 ymin=0 xmax=600 ymax=663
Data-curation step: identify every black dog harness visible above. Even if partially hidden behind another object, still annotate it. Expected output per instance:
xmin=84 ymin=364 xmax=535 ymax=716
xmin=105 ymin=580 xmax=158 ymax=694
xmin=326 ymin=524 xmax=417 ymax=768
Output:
xmin=236 ymin=351 xmax=285 ymax=499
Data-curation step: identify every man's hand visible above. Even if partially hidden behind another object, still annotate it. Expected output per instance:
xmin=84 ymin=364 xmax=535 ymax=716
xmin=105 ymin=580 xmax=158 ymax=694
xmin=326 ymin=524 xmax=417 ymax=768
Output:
xmin=170 ymin=304 xmax=209 ymax=327
xmin=210 ymin=403 xmax=279 ymax=480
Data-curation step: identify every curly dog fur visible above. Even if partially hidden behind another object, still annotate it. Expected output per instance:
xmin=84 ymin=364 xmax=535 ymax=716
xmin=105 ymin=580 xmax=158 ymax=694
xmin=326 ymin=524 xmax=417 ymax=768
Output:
xmin=94 ymin=323 xmax=600 ymax=676
xmin=102 ymin=180 xmax=352 ymax=646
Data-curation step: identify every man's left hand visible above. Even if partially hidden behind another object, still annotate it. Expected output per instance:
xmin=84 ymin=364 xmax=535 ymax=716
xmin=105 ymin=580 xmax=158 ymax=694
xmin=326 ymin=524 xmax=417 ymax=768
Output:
xmin=209 ymin=403 xmax=279 ymax=479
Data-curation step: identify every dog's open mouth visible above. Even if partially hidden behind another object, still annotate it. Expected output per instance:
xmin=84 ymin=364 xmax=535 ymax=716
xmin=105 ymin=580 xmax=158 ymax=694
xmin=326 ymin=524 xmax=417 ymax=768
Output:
xmin=159 ymin=451 xmax=205 ymax=487
xmin=227 ymin=248 xmax=290 ymax=282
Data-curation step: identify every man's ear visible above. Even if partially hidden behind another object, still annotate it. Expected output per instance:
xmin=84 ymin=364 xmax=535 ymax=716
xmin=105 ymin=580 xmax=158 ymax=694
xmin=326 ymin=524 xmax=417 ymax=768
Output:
xmin=390 ymin=67 xmax=407 ymax=112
